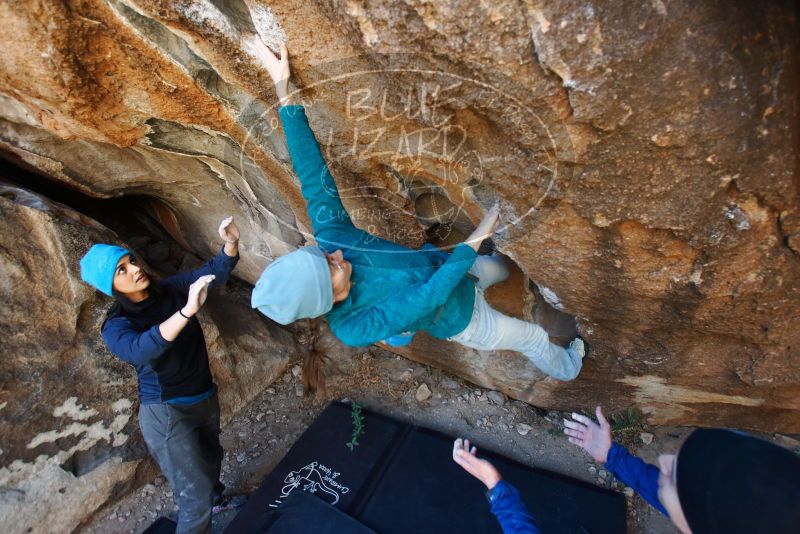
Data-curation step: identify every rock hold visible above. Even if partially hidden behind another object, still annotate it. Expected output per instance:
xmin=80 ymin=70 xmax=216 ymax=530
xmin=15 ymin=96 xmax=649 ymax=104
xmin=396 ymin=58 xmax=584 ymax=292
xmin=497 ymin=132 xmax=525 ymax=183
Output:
xmin=440 ymin=378 xmax=460 ymax=390
xmin=398 ymin=369 xmax=414 ymax=382
xmin=415 ymin=384 xmax=432 ymax=403
xmin=487 ymin=391 xmax=507 ymax=406
xmin=516 ymin=423 xmax=533 ymax=436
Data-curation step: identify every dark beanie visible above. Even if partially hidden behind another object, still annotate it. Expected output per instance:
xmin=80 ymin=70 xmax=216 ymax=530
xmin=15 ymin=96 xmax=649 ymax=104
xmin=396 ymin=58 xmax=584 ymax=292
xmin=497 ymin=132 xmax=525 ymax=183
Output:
xmin=677 ymin=428 xmax=800 ymax=534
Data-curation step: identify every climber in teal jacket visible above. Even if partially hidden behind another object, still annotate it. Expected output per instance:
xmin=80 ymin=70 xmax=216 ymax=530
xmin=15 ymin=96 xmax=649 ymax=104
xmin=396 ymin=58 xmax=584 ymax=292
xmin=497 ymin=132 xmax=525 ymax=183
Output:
xmin=249 ymin=41 xmax=584 ymax=381
xmin=259 ymin=103 xmax=481 ymax=347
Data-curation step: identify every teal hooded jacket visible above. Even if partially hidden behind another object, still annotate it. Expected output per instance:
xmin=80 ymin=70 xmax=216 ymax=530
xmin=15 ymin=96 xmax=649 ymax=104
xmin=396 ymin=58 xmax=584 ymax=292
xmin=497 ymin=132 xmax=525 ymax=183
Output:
xmin=279 ymin=105 xmax=477 ymax=347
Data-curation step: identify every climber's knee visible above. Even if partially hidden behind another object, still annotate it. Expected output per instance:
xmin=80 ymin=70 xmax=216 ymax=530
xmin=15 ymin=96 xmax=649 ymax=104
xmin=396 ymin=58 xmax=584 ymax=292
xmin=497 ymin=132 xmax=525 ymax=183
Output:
xmin=470 ymin=255 xmax=510 ymax=290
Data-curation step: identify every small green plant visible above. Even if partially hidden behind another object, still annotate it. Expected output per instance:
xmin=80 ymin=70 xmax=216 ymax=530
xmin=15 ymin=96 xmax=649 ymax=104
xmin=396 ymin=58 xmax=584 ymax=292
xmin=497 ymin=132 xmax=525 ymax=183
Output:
xmin=346 ymin=402 xmax=366 ymax=452
xmin=610 ymin=407 xmax=643 ymax=435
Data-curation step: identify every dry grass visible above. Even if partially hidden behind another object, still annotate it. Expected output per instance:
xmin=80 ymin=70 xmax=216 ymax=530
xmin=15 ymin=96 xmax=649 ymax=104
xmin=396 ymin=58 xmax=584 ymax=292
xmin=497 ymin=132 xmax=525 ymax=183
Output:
xmin=325 ymin=354 xmax=415 ymax=402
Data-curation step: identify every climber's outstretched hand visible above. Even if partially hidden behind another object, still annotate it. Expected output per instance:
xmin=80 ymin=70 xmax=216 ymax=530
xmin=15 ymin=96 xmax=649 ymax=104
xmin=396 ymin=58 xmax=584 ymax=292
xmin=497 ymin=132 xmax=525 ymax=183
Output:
xmin=248 ymin=36 xmax=291 ymax=105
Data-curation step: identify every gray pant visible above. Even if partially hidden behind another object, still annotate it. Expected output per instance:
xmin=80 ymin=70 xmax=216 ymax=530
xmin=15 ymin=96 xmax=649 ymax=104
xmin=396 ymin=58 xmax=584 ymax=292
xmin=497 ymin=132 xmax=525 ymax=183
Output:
xmin=139 ymin=393 xmax=224 ymax=534
xmin=448 ymin=256 xmax=583 ymax=381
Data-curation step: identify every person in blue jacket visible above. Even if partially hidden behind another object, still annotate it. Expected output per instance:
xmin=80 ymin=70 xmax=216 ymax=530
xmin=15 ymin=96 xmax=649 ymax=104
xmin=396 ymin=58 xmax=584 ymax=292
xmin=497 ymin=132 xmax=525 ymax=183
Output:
xmin=454 ymin=412 xmax=800 ymax=534
xmin=80 ymin=217 xmax=242 ymax=534
xmin=565 ymin=407 xmax=800 ymax=533
xmin=248 ymin=40 xmax=584 ymax=382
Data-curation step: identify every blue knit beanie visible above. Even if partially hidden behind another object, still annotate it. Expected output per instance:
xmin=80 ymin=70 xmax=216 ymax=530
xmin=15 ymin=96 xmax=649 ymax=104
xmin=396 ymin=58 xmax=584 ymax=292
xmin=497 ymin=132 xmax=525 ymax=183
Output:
xmin=251 ymin=246 xmax=333 ymax=325
xmin=80 ymin=244 xmax=130 ymax=297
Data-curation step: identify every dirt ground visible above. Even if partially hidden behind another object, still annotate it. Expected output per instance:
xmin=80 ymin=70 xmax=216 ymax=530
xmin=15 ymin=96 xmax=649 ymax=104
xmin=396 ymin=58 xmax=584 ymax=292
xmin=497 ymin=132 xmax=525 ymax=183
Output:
xmin=84 ymin=347 xmax=696 ymax=534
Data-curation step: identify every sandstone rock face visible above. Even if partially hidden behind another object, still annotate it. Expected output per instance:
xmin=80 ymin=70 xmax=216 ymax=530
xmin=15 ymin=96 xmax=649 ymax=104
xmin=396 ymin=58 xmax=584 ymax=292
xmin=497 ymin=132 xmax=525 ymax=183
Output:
xmin=0 ymin=0 xmax=797 ymax=439
xmin=0 ymin=184 xmax=294 ymax=533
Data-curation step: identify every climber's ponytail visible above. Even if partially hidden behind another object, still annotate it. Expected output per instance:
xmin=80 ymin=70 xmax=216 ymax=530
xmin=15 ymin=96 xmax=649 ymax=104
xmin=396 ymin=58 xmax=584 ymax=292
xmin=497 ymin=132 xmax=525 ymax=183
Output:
xmin=302 ymin=318 xmax=331 ymax=394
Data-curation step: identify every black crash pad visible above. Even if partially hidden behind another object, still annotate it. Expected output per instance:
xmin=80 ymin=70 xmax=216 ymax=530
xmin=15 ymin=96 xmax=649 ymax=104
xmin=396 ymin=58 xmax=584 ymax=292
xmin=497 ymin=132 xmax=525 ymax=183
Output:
xmin=225 ymin=402 xmax=626 ymax=534
xmin=142 ymin=516 xmax=176 ymax=534
xmin=259 ymin=490 xmax=375 ymax=534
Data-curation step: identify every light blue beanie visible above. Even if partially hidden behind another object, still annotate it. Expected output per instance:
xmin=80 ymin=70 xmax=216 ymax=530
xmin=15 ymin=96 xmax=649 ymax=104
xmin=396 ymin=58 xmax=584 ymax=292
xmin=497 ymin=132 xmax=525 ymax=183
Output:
xmin=80 ymin=244 xmax=131 ymax=297
xmin=251 ymin=246 xmax=333 ymax=325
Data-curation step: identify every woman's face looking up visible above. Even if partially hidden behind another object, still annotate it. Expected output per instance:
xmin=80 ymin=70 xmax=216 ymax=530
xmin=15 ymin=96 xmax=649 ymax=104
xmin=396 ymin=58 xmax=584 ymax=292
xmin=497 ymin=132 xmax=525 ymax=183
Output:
xmin=326 ymin=250 xmax=352 ymax=302
xmin=113 ymin=254 xmax=150 ymax=297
